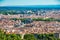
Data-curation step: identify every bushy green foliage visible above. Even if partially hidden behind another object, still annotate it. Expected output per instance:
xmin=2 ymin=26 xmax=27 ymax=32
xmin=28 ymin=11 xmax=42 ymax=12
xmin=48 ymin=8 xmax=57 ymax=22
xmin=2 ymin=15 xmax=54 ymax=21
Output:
xmin=32 ymin=18 xmax=55 ymax=21
xmin=0 ymin=29 xmax=21 ymax=40
xmin=0 ymin=29 xmax=60 ymax=40
xmin=37 ymin=34 xmax=60 ymax=40
xmin=0 ymin=11 xmax=18 ymax=15
xmin=24 ymin=34 xmax=37 ymax=40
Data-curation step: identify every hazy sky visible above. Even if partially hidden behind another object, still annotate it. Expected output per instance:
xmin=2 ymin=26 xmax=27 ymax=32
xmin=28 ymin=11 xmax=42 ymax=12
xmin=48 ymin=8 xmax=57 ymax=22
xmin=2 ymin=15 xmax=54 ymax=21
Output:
xmin=0 ymin=0 xmax=60 ymax=6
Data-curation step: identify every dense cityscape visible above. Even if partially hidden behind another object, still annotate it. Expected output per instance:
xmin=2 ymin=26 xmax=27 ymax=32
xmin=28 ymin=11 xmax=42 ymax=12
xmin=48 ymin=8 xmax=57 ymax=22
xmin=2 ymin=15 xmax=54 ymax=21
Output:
xmin=0 ymin=7 xmax=60 ymax=40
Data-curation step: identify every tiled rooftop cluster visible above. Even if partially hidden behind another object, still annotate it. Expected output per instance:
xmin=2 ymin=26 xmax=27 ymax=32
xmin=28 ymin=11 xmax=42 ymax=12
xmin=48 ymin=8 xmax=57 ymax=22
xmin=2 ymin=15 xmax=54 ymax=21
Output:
xmin=0 ymin=9 xmax=60 ymax=34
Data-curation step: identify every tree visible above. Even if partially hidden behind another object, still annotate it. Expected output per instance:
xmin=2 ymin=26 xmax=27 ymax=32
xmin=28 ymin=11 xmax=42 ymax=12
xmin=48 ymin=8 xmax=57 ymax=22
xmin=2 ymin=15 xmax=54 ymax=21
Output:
xmin=24 ymin=34 xmax=37 ymax=40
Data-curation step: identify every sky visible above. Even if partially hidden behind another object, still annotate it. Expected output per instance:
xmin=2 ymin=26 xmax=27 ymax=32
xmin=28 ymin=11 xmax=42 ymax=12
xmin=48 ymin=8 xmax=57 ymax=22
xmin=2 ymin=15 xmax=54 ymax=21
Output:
xmin=0 ymin=0 xmax=60 ymax=6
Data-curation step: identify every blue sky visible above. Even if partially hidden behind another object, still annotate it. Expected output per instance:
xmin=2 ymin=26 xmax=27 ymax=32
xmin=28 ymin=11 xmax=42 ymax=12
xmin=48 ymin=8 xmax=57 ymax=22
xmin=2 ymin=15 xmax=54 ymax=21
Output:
xmin=0 ymin=0 xmax=60 ymax=6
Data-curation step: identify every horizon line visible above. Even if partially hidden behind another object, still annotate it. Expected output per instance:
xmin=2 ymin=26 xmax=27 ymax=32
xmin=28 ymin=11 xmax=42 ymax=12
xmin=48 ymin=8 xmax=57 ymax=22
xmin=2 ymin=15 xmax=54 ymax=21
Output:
xmin=0 ymin=5 xmax=60 ymax=7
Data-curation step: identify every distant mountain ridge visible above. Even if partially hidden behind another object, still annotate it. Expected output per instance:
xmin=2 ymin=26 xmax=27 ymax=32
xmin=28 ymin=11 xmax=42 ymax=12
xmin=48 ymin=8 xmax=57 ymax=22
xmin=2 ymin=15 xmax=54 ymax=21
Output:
xmin=0 ymin=5 xmax=60 ymax=10
xmin=0 ymin=5 xmax=60 ymax=7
